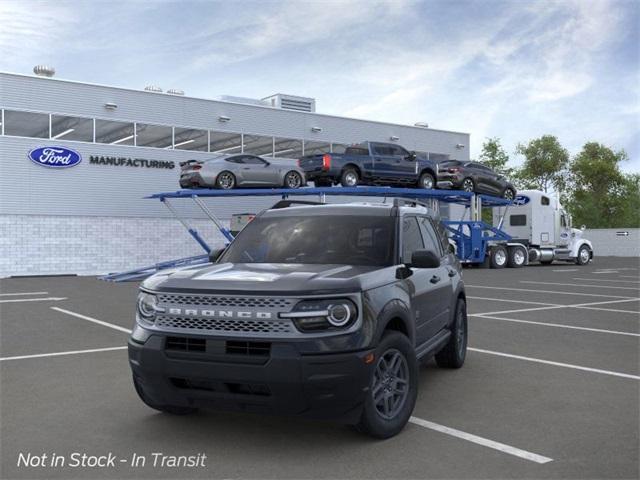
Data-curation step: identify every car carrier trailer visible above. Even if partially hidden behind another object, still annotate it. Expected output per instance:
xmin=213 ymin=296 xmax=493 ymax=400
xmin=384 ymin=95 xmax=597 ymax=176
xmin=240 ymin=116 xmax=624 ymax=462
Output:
xmin=101 ymin=186 xmax=592 ymax=282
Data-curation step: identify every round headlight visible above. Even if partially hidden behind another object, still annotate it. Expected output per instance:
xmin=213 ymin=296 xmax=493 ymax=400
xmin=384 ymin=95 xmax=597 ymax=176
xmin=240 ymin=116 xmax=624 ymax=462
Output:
xmin=137 ymin=292 xmax=157 ymax=324
xmin=327 ymin=303 xmax=354 ymax=327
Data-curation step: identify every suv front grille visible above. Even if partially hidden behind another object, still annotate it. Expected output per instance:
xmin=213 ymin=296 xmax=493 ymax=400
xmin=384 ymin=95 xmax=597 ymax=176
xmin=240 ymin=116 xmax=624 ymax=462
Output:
xmin=157 ymin=294 xmax=293 ymax=308
xmin=226 ymin=341 xmax=271 ymax=356
xmin=155 ymin=316 xmax=294 ymax=335
xmin=165 ymin=336 xmax=206 ymax=352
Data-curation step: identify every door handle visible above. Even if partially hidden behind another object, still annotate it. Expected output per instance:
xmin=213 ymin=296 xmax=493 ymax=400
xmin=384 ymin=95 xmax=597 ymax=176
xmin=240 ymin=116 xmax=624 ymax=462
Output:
xmin=242 ymin=167 xmax=250 ymax=170
xmin=430 ymin=275 xmax=441 ymax=284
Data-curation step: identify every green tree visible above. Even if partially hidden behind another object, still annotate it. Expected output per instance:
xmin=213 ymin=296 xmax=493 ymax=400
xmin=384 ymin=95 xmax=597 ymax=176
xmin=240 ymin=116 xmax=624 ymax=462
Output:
xmin=565 ymin=142 xmax=638 ymax=228
xmin=479 ymin=137 xmax=513 ymax=176
xmin=516 ymin=135 xmax=569 ymax=193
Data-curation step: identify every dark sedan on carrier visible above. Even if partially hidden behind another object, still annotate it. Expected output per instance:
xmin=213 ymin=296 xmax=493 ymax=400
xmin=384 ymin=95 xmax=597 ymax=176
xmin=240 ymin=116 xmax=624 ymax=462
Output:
xmin=436 ymin=160 xmax=516 ymax=199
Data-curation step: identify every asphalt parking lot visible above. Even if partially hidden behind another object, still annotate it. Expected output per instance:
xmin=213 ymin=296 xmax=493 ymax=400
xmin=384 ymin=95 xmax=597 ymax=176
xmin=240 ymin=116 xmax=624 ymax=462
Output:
xmin=1 ymin=256 xmax=638 ymax=479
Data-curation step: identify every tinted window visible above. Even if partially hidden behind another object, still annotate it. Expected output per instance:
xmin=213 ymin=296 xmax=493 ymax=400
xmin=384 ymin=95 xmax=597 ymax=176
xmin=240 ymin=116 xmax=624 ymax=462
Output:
xmin=373 ymin=144 xmax=394 ymax=155
xmin=402 ymin=217 xmax=424 ymax=264
xmin=430 ymin=218 xmax=451 ymax=253
xmin=510 ymin=215 xmax=527 ymax=226
xmin=4 ymin=110 xmax=49 ymax=138
xmin=221 ymin=215 xmax=395 ymax=266
xmin=541 ymin=196 xmax=550 ymax=206
xmin=418 ymin=217 xmax=442 ymax=256
xmin=225 ymin=156 xmax=244 ymax=164
xmin=390 ymin=145 xmax=410 ymax=157
xmin=242 ymin=156 xmax=267 ymax=165
xmin=345 ymin=147 xmax=369 ymax=156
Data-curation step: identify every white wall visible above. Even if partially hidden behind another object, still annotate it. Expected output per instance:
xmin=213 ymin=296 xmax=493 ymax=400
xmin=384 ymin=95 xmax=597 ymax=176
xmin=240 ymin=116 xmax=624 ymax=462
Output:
xmin=584 ymin=228 xmax=640 ymax=257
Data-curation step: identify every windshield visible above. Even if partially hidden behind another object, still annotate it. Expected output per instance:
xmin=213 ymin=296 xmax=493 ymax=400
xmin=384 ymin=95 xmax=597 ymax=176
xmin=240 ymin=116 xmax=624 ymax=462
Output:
xmin=220 ymin=215 xmax=396 ymax=266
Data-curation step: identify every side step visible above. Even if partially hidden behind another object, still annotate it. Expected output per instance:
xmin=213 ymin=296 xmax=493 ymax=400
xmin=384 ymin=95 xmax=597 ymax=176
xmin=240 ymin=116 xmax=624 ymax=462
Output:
xmin=415 ymin=329 xmax=451 ymax=360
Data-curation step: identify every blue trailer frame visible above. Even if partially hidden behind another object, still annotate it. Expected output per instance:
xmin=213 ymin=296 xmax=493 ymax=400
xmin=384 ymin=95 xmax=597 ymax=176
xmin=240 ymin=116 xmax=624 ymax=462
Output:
xmin=101 ymin=186 xmax=511 ymax=282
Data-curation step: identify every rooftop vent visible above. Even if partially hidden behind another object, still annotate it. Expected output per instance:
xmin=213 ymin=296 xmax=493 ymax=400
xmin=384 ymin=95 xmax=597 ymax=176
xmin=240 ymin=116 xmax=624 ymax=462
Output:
xmin=217 ymin=95 xmax=270 ymax=107
xmin=167 ymin=89 xmax=185 ymax=96
xmin=262 ymin=94 xmax=316 ymax=113
xmin=144 ymin=85 xmax=163 ymax=93
xmin=33 ymin=65 xmax=55 ymax=77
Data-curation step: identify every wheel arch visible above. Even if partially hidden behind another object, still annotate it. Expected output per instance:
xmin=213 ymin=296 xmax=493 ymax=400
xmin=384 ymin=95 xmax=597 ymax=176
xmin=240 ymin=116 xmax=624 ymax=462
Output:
xmin=342 ymin=163 xmax=362 ymax=177
xmin=419 ymin=167 xmax=436 ymax=179
xmin=374 ymin=299 xmax=415 ymax=346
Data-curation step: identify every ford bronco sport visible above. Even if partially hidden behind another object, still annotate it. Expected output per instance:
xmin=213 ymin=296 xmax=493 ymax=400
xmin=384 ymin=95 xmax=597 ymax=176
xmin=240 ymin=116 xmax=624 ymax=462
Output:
xmin=128 ymin=199 xmax=467 ymax=438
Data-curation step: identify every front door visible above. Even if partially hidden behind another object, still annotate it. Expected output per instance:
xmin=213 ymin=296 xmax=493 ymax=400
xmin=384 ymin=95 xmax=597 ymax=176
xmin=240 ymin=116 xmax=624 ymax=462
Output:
xmin=240 ymin=156 xmax=277 ymax=185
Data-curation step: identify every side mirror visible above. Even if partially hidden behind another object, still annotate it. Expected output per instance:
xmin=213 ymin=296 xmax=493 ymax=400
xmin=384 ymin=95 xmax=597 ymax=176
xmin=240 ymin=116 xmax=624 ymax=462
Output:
xmin=208 ymin=248 xmax=225 ymax=263
xmin=581 ymin=225 xmax=586 ymax=231
xmin=407 ymin=151 xmax=417 ymax=161
xmin=409 ymin=250 xmax=440 ymax=269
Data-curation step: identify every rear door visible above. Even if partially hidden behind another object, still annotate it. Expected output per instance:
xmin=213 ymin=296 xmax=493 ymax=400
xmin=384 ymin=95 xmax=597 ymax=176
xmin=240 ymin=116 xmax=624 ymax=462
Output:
xmin=371 ymin=143 xmax=397 ymax=180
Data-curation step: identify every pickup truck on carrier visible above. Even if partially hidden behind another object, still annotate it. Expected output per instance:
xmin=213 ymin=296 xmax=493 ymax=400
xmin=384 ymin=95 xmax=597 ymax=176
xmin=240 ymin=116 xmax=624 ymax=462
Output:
xmin=298 ymin=141 xmax=440 ymax=189
xmin=129 ymin=199 xmax=467 ymax=438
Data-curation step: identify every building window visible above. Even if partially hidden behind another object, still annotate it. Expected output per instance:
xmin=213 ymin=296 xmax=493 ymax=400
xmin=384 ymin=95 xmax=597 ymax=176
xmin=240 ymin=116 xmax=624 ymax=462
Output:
xmin=95 ymin=119 xmax=135 ymax=145
xmin=243 ymin=134 xmax=274 ymax=156
xmin=429 ymin=153 xmax=450 ymax=163
xmin=3 ymin=110 xmax=49 ymax=138
xmin=210 ymin=131 xmax=243 ymax=154
xmin=303 ymin=140 xmax=331 ymax=155
xmin=135 ymin=123 xmax=173 ymax=148
xmin=173 ymin=127 xmax=208 ymax=151
xmin=51 ymin=114 xmax=93 ymax=142
xmin=273 ymin=137 xmax=303 ymax=159
xmin=331 ymin=143 xmax=347 ymax=154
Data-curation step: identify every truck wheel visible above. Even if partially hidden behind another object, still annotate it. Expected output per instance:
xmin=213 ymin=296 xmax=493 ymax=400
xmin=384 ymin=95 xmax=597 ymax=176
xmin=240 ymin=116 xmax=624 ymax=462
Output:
xmin=490 ymin=245 xmax=508 ymax=269
xmin=507 ymin=246 xmax=526 ymax=268
xmin=418 ymin=172 xmax=435 ymax=189
xmin=340 ymin=168 xmax=359 ymax=187
xmin=216 ymin=171 xmax=236 ymax=189
xmin=576 ymin=245 xmax=591 ymax=265
xmin=435 ymin=298 xmax=467 ymax=369
xmin=133 ymin=377 xmax=198 ymax=415
xmin=462 ymin=178 xmax=475 ymax=192
xmin=356 ymin=331 xmax=418 ymax=439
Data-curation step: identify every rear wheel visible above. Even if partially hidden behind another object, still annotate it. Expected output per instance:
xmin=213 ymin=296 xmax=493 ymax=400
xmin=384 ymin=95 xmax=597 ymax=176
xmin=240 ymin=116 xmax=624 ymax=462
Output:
xmin=284 ymin=170 xmax=303 ymax=189
xmin=216 ymin=171 xmax=236 ymax=189
xmin=576 ymin=245 xmax=591 ymax=265
xmin=133 ymin=377 xmax=197 ymax=415
xmin=356 ymin=331 xmax=418 ymax=439
xmin=462 ymin=178 xmax=475 ymax=192
xmin=503 ymin=188 xmax=516 ymax=201
xmin=418 ymin=172 xmax=435 ymax=189
xmin=340 ymin=168 xmax=359 ymax=187
xmin=490 ymin=245 xmax=508 ymax=269
xmin=435 ymin=298 xmax=467 ymax=368
xmin=507 ymin=245 xmax=526 ymax=268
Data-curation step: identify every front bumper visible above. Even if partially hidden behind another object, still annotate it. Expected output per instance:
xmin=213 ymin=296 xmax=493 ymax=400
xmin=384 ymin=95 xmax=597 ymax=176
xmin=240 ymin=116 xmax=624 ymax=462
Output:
xmin=129 ymin=333 xmax=374 ymax=423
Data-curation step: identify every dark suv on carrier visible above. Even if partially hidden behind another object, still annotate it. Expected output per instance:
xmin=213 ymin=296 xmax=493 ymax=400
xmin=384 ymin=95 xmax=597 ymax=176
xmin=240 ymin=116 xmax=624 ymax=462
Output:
xmin=128 ymin=199 xmax=467 ymax=438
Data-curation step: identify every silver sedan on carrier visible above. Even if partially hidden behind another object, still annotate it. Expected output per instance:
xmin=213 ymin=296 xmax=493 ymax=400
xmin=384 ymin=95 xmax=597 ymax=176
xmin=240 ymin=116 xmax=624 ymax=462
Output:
xmin=179 ymin=154 xmax=306 ymax=189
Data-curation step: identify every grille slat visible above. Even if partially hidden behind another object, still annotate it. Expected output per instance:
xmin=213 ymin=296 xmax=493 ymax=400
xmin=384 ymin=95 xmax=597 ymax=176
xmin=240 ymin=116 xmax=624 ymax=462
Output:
xmin=156 ymin=316 xmax=294 ymax=334
xmin=158 ymin=294 xmax=293 ymax=308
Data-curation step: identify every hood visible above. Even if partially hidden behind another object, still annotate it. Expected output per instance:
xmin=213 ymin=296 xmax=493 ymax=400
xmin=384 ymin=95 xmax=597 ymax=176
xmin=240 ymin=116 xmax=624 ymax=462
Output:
xmin=143 ymin=262 xmax=395 ymax=295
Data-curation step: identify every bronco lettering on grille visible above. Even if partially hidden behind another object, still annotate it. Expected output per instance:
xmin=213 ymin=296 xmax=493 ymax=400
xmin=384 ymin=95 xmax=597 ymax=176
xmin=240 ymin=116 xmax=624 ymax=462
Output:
xmin=167 ymin=308 xmax=273 ymax=319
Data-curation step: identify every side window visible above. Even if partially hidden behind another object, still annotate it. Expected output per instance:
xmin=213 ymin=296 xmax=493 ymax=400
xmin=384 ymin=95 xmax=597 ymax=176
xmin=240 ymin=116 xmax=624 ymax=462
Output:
xmin=418 ymin=217 xmax=442 ymax=256
xmin=391 ymin=145 xmax=410 ymax=157
xmin=226 ymin=156 xmax=243 ymax=164
xmin=510 ymin=215 xmax=527 ymax=226
xmin=541 ymin=196 xmax=550 ymax=206
xmin=430 ymin=218 xmax=451 ymax=253
xmin=242 ymin=155 xmax=266 ymax=165
xmin=561 ymin=214 xmax=567 ymax=227
xmin=402 ymin=217 xmax=424 ymax=264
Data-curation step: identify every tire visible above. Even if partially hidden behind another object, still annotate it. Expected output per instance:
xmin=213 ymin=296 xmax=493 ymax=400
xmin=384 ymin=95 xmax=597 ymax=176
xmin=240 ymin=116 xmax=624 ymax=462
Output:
xmin=418 ymin=172 xmax=435 ymax=190
xmin=576 ymin=245 xmax=591 ymax=265
xmin=490 ymin=245 xmax=508 ymax=269
xmin=216 ymin=171 xmax=236 ymax=189
xmin=340 ymin=168 xmax=359 ymax=187
xmin=133 ymin=377 xmax=197 ymax=415
xmin=507 ymin=245 xmax=526 ymax=268
xmin=461 ymin=178 xmax=475 ymax=192
xmin=283 ymin=170 xmax=303 ymax=189
xmin=435 ymin=298 xmax=467 ymax=369
xmin=356 ymin=331 xmax=418 ymax=439
xmin=503 ymin=188 xmax=516 ymax=201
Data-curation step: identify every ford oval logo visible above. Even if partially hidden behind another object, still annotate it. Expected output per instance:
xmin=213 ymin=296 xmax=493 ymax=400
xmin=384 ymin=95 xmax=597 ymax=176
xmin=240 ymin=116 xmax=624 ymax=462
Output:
xmin=513 ymin=195 xmax=530 ymax=206
xmin=28 ymin=146 xmax=82 ymax=168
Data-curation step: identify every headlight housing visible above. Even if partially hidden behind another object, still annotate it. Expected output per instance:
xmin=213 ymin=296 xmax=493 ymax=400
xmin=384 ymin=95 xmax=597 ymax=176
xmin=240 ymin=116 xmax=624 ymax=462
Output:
xmin=281 ymin=299 xmax=358 ymax=332
xmin=136 ymin=292 xmax=160 ymax=325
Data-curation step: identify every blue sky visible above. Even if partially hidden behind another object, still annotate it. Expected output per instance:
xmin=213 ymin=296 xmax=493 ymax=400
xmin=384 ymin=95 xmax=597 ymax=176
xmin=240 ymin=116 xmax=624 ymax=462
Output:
xmin=1 ymin=0 xmax=638 ymax=172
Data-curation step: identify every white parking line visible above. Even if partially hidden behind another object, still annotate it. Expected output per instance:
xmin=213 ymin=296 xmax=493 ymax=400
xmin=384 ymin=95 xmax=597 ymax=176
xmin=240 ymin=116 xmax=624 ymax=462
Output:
xmin=620 ymin=275 xmax=640 ymax=279
xmin=467 ymin=285 xmax=637 ymax=299
xmin=469 ymin=347 xmax=640 ymax=380
xmin=467 ymin=296 xmax=560 ymax=307
xmin=0 ymin=291 xmax=49 ymax=296
xmin=0 ymin=297 xmax=67 ymax=304
xmin=473 ymin=298 xmax=640 ymax=317
xmin=520 ymin=281 xmax=640 ymax=291
xmin=552 ymin=269 xmax=579 ymax=272
xmin=409 ymin=416 xmax=553 ymax=464
xmin=0 ymin=346 xmax=127 ymax=362
xmin=51 ymin=307 xmax=132 ymax=334
xmin=573 ymin=278 xmax=640 ymax=284
xmin=471 ymin=314 xmax=640 ymax=337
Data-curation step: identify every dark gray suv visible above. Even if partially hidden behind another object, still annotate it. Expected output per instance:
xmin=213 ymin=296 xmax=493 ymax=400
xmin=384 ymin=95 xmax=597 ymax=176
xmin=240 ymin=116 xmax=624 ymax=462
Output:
xmin=128 ymin=199 xmax=467 ymax=438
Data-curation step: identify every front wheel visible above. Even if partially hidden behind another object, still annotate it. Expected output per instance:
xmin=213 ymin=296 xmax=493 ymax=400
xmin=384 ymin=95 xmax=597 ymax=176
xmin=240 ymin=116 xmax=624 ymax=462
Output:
xmin=356 ymin=331 xmax=418 ymax=439
xmin=216 ymin=171 xmax=236 ymax=189
xmin=461 ymin=177 xmax=475 ymax=192
xmin=503 ymin=188 xmax=516 ymax=201
xmin=576 ymin=245 xmax=591 ymax=265
xmin=284 ymin=170 xmax=303 ymax=189
xmin=435 ymin=298 xmax=467 ymax=368
xmin=418 ymin=172 xmax=435 ymax=190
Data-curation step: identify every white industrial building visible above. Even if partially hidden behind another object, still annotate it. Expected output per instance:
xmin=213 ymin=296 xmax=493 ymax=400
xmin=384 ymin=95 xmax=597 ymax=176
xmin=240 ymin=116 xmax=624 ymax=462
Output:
xmin=0 ymin=69 xmax=470 ymax=277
